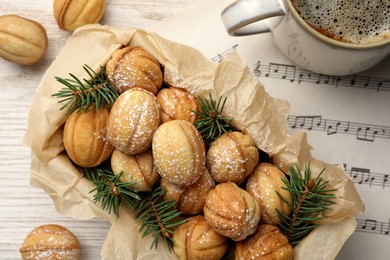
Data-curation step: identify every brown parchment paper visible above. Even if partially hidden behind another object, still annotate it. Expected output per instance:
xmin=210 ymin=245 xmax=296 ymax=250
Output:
xmin=23 ymin=24 xmax=365 ymax=260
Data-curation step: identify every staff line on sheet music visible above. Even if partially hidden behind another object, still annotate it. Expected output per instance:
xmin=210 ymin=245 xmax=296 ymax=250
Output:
xmin=252 ymin=61 xmax=390 ymax=92
xmin=288 ymin=115 xmax=390 ymax=142
xmin=343 ymin=164 xmax=390 ymax=188
xmin=356 ymin=218 xmax=390 ymax=236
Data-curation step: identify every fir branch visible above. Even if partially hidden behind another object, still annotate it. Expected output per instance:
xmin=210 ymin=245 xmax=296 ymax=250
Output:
xmin=193 ymin=93 xmax=234 ymax=142
xmin=135 ymin=185 xmax=187 ymax=253
xmin=276 ymin=163 xmax=337 ymax=247
xmin=52 ymin=64 xmax=119 ymax=116
xmin=84 ymin=168 xmax=186 ymax=253
xmin=83 ymin=167 xmax=140 ymax=217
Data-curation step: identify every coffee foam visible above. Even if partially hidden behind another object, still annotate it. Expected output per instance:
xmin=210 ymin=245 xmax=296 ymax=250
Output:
xmin=291 ymin=0 xmax=390 ymax=44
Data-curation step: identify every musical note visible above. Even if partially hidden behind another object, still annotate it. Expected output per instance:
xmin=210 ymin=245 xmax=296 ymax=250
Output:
xmin=361 ymin=219 xmax=378 ymax=231
xmin=263 ymin=63 xmax=297 ymax=82
xmin=326 ymin=121 xmax=341 ymax=135
xmin=369 ymin=175 xmax=376 ymax=187
xmin=384 ymin=175 xmax=389 ymax=189
xmin=290 ymin=115 xmax=322 ymax=130
xmin=213 ymin=53 xmax=223 ymax=63
xmin=357 ymin=127 xmax=378 ymax=142
xmin=377 ymin=81 xmax=383 ymax=92
xmin=298 ymin=73 xmax=304 ymax=84
xmin=356 ymin=218 xmax=390 ymax=236
xmin=252 ymin=60 xmax=390 ymax=92
xmin=376 ymin=80 xmax=390 ymax=92
xmin=344 ymin=121 xmax=350 ymax=133
xmin=364 ymin=76 xmax=371 ymax=87
xmin=350 ymin=74 xmax=356 ymax=86
xmin=343 ymin=165 xmax=390 ymax=189
xmin=384 ymin=219 xmax=390 ymax=235
xmin=281 ymin=64 xmax=296 ymax=82
xmin=335 ymin=77 xmax=342 ymax=87
xmin=211 ymin=44 xmax=239 ymax=63
xmin=316 ymin=74 xmax=332 ymax=84
xmin=265 ymin=63 xmax=280 ymax=77
xmin=383 ymin=129 xmax=390 ymax=139
xmin=298 ymin=71 xmax=311 ymax=84
xmin=350 ymin=167 xmax=371 ymax=185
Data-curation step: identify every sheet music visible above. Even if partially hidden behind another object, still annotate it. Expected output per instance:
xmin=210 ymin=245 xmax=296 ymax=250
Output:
xmin=150 ymin=0 xmax=390 ymax=259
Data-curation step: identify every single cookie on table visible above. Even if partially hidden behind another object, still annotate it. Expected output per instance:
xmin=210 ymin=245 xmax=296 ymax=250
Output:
xmin=106 ymin=88 xmax=160 ymax=155
xmin=19 ymin=224 xmax=80 ymax=260
xmin=246 ymin=163 xmax=292 ymax=225
xmin=161 ymin=167 xmax=215 ymax=215
xmin=0 ymin=15 xmax=48 ymax=65
xmin=203 ymin=182 xmax=260 ymax=241
xmin=111 ymin=148 xmax=159 ymax=192
xmin=106 ymin=46 xmax=163 ymax=94
xmin=206 ymin=131 xmax=259 ymax=184
xmin=53 ymin=0 xmax=106 ymax=31
xmin=173 ymin=215 xmax=228 ymax=260
xmin=156 ymin=86 xmax=198 ymax=123
xmin=235 ymin=224 xmax=294 ymax=260
xmin=63 ymin=105 xmax=114 ymax=167
xmin=152 ymin=119 xmax=206 ymax=187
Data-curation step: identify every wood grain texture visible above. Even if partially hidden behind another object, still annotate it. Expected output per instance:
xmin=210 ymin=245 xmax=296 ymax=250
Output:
xmin=0 ymin=0 xmax=200 ymax=258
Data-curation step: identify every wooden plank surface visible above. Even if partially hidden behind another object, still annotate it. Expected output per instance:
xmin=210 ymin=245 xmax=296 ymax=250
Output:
xmin=0 ymin=0 xmax=200 ymax=259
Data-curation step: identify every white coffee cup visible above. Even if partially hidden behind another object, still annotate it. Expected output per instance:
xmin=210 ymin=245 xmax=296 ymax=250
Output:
xmin=221 ymin=0 xmax=390 ymax=76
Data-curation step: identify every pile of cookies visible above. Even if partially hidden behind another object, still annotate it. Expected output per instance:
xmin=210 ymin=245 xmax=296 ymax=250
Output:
xmin=62 ymin=46 xmax=295 ymax=259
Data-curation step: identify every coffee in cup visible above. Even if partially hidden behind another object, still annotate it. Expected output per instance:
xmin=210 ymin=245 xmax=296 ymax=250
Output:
xmin=221 ymin=0 xmax=390 ymax=75
xmin=291 ymin=0 xmax=390 ymax=44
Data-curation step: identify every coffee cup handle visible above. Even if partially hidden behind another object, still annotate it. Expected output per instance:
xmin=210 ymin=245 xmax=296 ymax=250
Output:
xmin=221 ymin=0 xmax=286 ymax=36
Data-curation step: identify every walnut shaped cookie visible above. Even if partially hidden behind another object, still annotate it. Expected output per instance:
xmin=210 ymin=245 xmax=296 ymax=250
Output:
xmin=203 ymin=182 xmax=260 ymax=241
xmin=156 ymin=86 xmax=198 ymax=123
xmin=206 ymin=131 xmax=259 ymax=184
xmin=235 ymin=224 xmax=294 ymax=260
xmin=173 ymin=215 xmax=228 ymax=260
xmin=246 ymin=163 xmax=292 ymax=225
xmin=161 ymin=167 xmax=215 ymax=215
xmin=152 ymin=120 xmax=206 ymax=187
xmin=63 ymin=106 xmax=114 ymax=167
xmin=19 ymin=224 xmax=80 ymax=260
xmin=106 ymin=88 xmax=160 ymax=155
xmin=106 ymin=46 xmax=163 ymax=94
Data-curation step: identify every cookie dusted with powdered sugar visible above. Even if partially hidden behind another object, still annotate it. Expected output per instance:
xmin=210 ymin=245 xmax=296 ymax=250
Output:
xmin=111 ymin=149 xmax=159 ymax=192
xmin=106 ymin=46 xmax=163 ymax=94
xmin=206 ymin=131 xmax=259 ymax=184
xmin=106 ymin=88 xmax=160 ymax=155
xmin=161 ymin=167 xmax=215 ymax=215
xmin=152 ymin=120 xmax=206 ymax=188
xmin=156 ymin=86 xmax=198 ymax=123
xmin=19 ymin=224 xmax=80 ymax=259
xmin=246 ymin=163 xmax=292 ymax=225
xmin=204 ymin=182 xmax=260 ymax=241
xmin=173 ymin=216 xmax=228 ymax=260
xmin=235 ymin=224 xmax=293 ymax=260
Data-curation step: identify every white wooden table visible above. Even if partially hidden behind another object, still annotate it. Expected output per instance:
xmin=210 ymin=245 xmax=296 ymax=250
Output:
xmin=0 ymin=1 xmax=200 ymax=259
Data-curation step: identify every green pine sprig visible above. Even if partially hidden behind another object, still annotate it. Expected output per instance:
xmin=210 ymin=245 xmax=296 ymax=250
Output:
xmin=193 ymin=94 xmax=234 ymax=142
xmin=135 ymin=185 xmax=187 ymax=253
xmin=83 ymin=167 xmax=186 ymax=253
xmin=276 ymin=163 xmax=337 ymax=247
xmin=83 ymin=167 xmax=140 ymax=217
xmin=52 ymin=64 xmax=119 ymax=116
